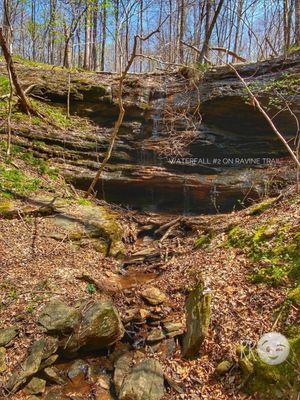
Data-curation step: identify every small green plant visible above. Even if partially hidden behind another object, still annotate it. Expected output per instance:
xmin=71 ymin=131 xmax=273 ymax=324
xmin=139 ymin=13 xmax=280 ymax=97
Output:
xmin=77 ymin=197 xmax=92 ymax=206
xmin=0 ymin=75 xmax=9 ymax=96
xmin=86 ymin=283 xmax=96 ymax=294
xmin=227 ymin=223 xmax=300 ymax=286
xmin=0 ymin=165 xmax=41 ymax=196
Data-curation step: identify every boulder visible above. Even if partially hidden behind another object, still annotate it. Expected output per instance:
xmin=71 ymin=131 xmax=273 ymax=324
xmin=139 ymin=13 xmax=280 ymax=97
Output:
xmin=182 ymin=280 xmax=212 ymax=358
xmin=0 ymin=326 xmax=18 ymax=347
xmin=119 ymin=359 xmax=165 ymax=400
xmin=6 ymin=339 xmax=46 ymax=393
xmin=64 ymin=301 xmax=124 ymax=353
xmin=141 ymin=287 xmax=167 ymax=305
xmin=38 ymin=299 xmax=80 ymax=334
xmin=0 ymin=347 xmax=6 ymax=373
xmin=51 ymin=202 xmax=125 ymax=258
xmin=24 ymin=377 xmax=46 ymax=395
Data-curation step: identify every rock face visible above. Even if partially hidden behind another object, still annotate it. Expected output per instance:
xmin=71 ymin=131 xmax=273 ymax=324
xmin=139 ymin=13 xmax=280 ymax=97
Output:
xmin=38 ymin=299 xmax=80 ymax=334
xmin=63 ymin=300 xmax=124 ymax=353
xmin=119 ymin=359 xmax=165 ymax=400
xmin=182 ymin=280 xmax=212 ymax=358
xmin=1 ymin=53 xmax=298 ymax=214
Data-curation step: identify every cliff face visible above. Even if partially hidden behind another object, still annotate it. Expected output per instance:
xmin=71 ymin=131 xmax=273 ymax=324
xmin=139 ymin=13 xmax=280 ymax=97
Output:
xmin=0 ymin=53 xmax=299 ymax=214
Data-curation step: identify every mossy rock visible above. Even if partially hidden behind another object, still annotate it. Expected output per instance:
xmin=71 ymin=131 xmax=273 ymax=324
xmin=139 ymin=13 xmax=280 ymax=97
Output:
xmin=246 ymin=198 xmax=277 ymax=216
xmin=49 ymin=198 xmax=125 ymax=258
xmin=242 ymin=335 xmax=300 ymax=399
xmin=38 ymin=299 xmax=80 ymax=334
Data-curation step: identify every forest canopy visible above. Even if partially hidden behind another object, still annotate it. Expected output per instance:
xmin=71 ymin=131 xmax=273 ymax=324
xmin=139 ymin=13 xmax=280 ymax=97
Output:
xmin=1 ymin=0 xmax=300 ymax=72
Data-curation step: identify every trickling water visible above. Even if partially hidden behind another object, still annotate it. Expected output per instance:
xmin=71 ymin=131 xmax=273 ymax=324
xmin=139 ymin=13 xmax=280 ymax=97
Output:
xmin=151 ymin=97 xmax=166 ymax=138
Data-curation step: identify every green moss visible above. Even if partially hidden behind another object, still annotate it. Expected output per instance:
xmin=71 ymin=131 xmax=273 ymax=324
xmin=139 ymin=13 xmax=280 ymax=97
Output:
xmin=0 ymin=75 xmax=9 ymax=96
xmin=243 ymin=335 xmax=300 ymax=399
xmin=227 ymin=222 xmax=300 ymax=287
xmin=76 ymin=197 xmax=92 ymax=206
xmin=194 ymin=233 xmax=213 ymax=249
xmin=227 ymin=226 xmax=253 ymax=248
xmin=0 ymin=199 xmax=13 ymax=216
xmin=246 ymin=198 xmax=277 ymax=216
xmin=287 ymin=284 xmax=300 ymax=305
xmin=0 ymin=165 xmax=41 ymax=197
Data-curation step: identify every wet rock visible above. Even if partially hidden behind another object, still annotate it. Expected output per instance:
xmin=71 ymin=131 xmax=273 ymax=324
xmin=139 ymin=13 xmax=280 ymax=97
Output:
xmin=68 ymin=359 xmax=89 ymax=381
xmin=64 ymin=301 xmax=124 ymax=353
xmin=0 ymin=326 xmax=18 ymax=347
xmin=24 ymin=377 xmax=46 ymax=395
xmin=119 ymin=359 xmax=165 ymax=400
xmin=215 ymin=360 xmax=233 ymax=375
xmin=6 ymin=339 xmax=46 ymax=393
xmin=141 ymin=287 xmax=167 ymax=305
xmin=0 ymin=347 xmax=6 ymax=372
xmin=147 ymin=327 xmax=165 ymax=343
xmin=182 ymin=280 xmax=212 ymax=358
xmin=44 ymin=367 xmax=66 ymax=385
xmin=38 ymin=299 xmax=80 ymax=334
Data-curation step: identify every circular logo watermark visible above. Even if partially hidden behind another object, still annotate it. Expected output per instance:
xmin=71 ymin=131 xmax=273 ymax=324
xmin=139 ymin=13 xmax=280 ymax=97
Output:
xmin=257 ymin=332 xmax=290 ymax=365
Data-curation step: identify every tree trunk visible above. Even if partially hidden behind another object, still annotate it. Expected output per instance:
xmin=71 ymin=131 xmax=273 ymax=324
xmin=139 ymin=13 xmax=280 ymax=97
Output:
xmin=100 ymin=0 xmax=107 ymax=71
xmin=198 ymin=0 xmax=225 ymax=64
xmin=84 ymin=1 xmax=91 ymax=69
xmin=2 ymin=0 xmax=12 ymax=51
xmin=92 ymin=0 xmax=98 ymax=70
xmin=0 ymin=27 xmax=36 ymax=115
xmin=296 ymin=0 xmax=300 ymax=45
xmin=63 ymin=35 xmax=71 ymax=68
xmin=178 ymin=0 xmax=185 ymax=63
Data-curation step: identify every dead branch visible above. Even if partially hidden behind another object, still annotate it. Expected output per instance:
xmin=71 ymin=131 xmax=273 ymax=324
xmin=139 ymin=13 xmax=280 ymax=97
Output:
xmin=227 ymin=63 xmax=300 ymax=169
xmin=85 ymin=17 xmax=168 ymax=197
xmin=209 ymin=47 xmax=246 ymax=62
